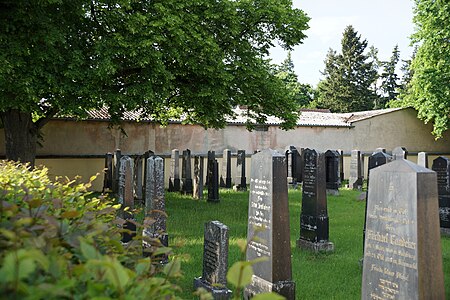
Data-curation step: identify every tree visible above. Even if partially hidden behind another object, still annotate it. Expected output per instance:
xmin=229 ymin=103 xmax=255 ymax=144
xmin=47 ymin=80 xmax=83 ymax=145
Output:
xmin=401 ymin=0 xmax=450 ymax=138
xmin=0 ymin=0 xmax=310 ymax=166
xmin=316 ymin=25 xmax=378 ymax=112
xmin=377 ymin=45 xmax=401 ymax=108
xmin=275 ymin=52 xmax=314 ymax=107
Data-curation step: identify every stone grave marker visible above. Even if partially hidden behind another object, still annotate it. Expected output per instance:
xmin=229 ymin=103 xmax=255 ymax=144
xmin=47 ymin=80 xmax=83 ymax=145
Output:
xmin=375 ymin=147 xmax=386 ymax=153
xmin=194 ymin=221 xmax=232 ymax=299
xmin=325 ymin=150 xmax=340 ymax=195
xmin=181 ymin=149 xmax=193 ymax=195
xmin=417 ymin=152 xmax=428 ymax=168
xmin=208 ymin=158 xmax=220 ymax=203
xmin=286 ymin=146 xmax=302 ymax=187
xmin=297 ymin=148 xmax=334 ymax=253
xmin=349 ymin=149 xmax=363 ymax=190
xmin=193 ymin=156 xmax=204 ymax=199
xmin=169 ymin=149 xmax=180 ymax=192
xmin=432 ymin=156 xmax=450 ymax=235
xmin=362 ymin=159 xmax=444 ymax=299
xmin=220 ymin=149 xmax=232 ymax=188
xmin=234 ymin=150 xmax=247 ymax=191
xmin=103 ymin=152 xmax=113 ymax=192
xmin=142 ymin=150 xmax=154 ymax=202
xmin=134 ymin=155 xmax=143 ymax=202
xmin=113 ymin=149 xmax=122 ymax=194
xmin=338 ymin=149 xmax=344 ymax=182
xmin=392 ymin=146 xmax=408 ymax=160
xmin=244 ymin=149 xmax=295 ymax=300
xmin=118 ymin=156 xmax=136 ymax=243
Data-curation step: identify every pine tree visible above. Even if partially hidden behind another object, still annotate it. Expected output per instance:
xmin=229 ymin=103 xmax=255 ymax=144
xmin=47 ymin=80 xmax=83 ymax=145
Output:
xmin=378 ymin=45 xmax=401 ymax=108
xmin=317 ymin=25 xmax=379 ymax=112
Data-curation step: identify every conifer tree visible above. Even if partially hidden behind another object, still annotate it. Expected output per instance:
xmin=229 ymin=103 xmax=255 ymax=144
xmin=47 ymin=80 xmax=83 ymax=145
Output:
xmin=378 ymin=45 xmax=401 ymax=108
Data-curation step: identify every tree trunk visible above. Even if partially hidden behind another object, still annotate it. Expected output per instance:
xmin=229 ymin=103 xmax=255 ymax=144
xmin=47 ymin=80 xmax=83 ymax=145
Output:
xmin=1 ymin=109 xmax=38 ymax=167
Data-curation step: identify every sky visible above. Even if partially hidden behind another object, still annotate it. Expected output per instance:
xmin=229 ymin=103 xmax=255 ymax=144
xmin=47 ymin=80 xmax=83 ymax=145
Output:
xmin=270 ymin=0 xmax=416 ymax=87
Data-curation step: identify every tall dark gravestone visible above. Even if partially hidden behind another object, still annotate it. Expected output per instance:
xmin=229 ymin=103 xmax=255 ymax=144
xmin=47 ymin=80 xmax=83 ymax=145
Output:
xmin=234 ymin=150 xmax=247 ymax=191
xmin=103 ymin=152 xmax=113 ymax=192
xmin=362 ymin=159 xmax=445 ymax=299
xmin=113 ymin=149 xmax=122 ymax=194
xmin=220 ymin=149 xmax=232 ymax=188
xmin=349 ymin=150 xmax=363 ymax=190
xmin=193 ymin=156 xmax=204 ymax=199
xmin=118 ymin=156 xmax=136 ymax=243
xmin=325 ymin=150 xmax=340 ymax=195
xmin=169 ymin=149 xmax=180 ymax=192
xmin=134 ymin=155 xmax=143 ymax=202
xmin=392 ymin=146 xmax=408 ymax=160
xmin=181 ymin=149 xmax=193 ymax=195
xmin=297 ymin=149 xmax=334 ymax=252
xmin=208 ymin=159 xmax=220 ymax=202
xmin=432 ymin=156 xmax=450 ymax=235
xmin=244 ymin=149 xmax=295 ymax=299
xmin=338 ymin=149 xmax=344 ymax=182
xmin=286 ymin=146 xmax=302 ymax=187
xmin=417 ymin=152 xmax=428 ymax=168
xmin=194 ymin=221 xmax=232 ymax=299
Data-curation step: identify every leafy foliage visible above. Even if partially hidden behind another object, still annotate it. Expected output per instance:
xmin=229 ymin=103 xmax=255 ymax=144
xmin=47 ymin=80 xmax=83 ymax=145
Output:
xmin=400 ymin=0 xmax=450 ymax=138
xmin=377 ymin=45 xmax=401 ymax=109
xmin=0 ymin=161 xmax=180 ymax=299
xmin=316 ymin=25 xmax=379 ymax=112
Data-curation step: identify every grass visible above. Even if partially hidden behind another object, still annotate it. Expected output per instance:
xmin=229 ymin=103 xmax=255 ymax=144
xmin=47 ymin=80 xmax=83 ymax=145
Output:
xmin=164 ymin=188 xmax=450 ymax=300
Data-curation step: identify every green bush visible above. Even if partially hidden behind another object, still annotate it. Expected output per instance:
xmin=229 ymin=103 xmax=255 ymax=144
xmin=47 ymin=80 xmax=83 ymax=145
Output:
xmin=0 ymin=161 xmax=181 ymax=299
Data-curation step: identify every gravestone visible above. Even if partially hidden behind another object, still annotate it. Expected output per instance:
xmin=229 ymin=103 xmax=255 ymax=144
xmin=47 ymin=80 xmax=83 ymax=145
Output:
xmin=206 ymin=151 xmax=215 ymax=186
xmin=103 ymin=152 xmax=113 ymax=192
xmin=348 ymin=150 xmax=363 ymax=190
xmin=193 ymin=156 xmax=204 ymax=199
xmin=286 ymin=146 xmax=302 ymax=187
xmin=338 ymin=149 xmax=344 ymax=182
xmin=375 ymin=147 xmax=386 ymax=153
xmin=220 ymin=149 xmax=232 ymax=188
xmin=432 ymin=156 xmax=450 ymax=235
xmin=143 ymin=156 xmax=168 ymax=260
xmin=142 ymin=150 xmax=155 ymax=202
xmin=244 ymin=149 xmax=295 ymax=300
xmin=208 ymin=158 xmax=220 ymax=203
xmin=297 ymin=149 xmax=334 ymax=253
xmin=417 ymin=152 xmax=428 ymax=168
xmin=181 ymin=149 xmax=193 ymax=195
xmin=362 ymin=159 xmax=444 ymax=299
xmin=325 ymin=150 xmax=340 ymax=195
xmin=134 ymin=155 xmax=143 ymax=202
xmin=392 ymin=146 xmax=408 ymax=160
xmin=194 ymin=221 xmax=232 ymax=299
xmin=234 ymin=150 xmax=247 ymax=191
xmin=360 ymin=153 xmax=365 ymax=181
xmin=169 ymin=149 xmax=180 ymax=192
xmin=118 ymin=156 xmax=136 ymax=243
xmin=113 ymin=149 xmax=122 ymax=194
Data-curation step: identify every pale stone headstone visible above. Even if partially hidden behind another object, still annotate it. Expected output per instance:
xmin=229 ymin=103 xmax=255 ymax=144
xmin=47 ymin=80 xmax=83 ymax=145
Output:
xmin=349 ymin=150 xmax=363 ymax=190
xmin=362 ymin=159 xmax=444 ymax=299
xmin=193 ymin=156 xmax=204 ymax=199
xmin=113 ymin=149 xmax=122 ymax=194
xmin=417 ymin=152 xmax=428 ymax=168
xmin=432 ymin=156 xmax=450 ymax=235
xmin=244 ymin=149 xmax=295 ymax=300
xmin=220 ymin=149 xmax=232 ymax=188
xmin=325 ymin=150 xmax=340 ymax=195
xmin=118 ymin=156 xmax=135 ymax=243
xmin=392 ymin=146 xmax=408 ymax=160
xmin=142 ymin=150 xmax=154 ymax=202
xmin=103 ymin=152 xmax=113 ymax=192
xmin=297 ymin=149 xmax=334 ymax=252
xmin=234 ymin=150 xmax=247 ymax=191
xmin=134 ymin=155 xmax=143 ymax=202
xmin=169 ymin=149 xmax=180 ymax=192
xmin=181 ymin=149 xmax=193 ymax=195
xmin=194 ymin=221 xmax=232 ymax=299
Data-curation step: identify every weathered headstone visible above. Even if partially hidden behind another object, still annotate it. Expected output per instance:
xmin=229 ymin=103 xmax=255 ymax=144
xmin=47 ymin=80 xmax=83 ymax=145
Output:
xmin=417 ymin=152 xmax=428 ymax=168
xmin=234 ymin=150 xmax=247 ymax=191
xmin=220 ymin=149 xmax=232 ymax=188
xmin=375 ymin=147 xmax=386 ymax=153
xmin=362 ymin=159 xmax=444 ymax=299
xmin=392 ymin=146 xmax=408 ymax=160
xmin=338 ymin=149 xmax=344 ymax=182
xmin=118 ymin=156 xmax=136 ymax=243
xmin=208 ymin=158 xmax=220 ymax=203
xmin=360 ymin=153 xmax=365 ymax=181
xmin=134 ymin=155 xmax=143 ymax=202
xmin=143 ymin=156 xmax=168 ymax=259
xmin=349 ymin=150 xmax=363 ymax=190
xmin=286 ymin=146 xmax=302 ymax=187
xmin=432 ymin=156 xmax=450 ymax=235
xmin=297 ymin=149 xmax=334 ymax=252
xmin=169 ymin=149 xmax=180 ymax=192
xmin=103 ymin=152 xmax=113 ymax=192
xmin=113 ymin=149 xmax=122 ymax=194
xmin=325 ymin=150 xmax=340 ymax=195
xmin=142 ymin=150 xmax=154 ymax=202
xmin=194 ymin=221 xmax=232 ymax=299
xmin=244 ymin=149 xmax=295 ymax=300
xmin=181 ymin=149 xmax=193 ymax=195
xmin=193 ymin=156 xmax=204 ymax=199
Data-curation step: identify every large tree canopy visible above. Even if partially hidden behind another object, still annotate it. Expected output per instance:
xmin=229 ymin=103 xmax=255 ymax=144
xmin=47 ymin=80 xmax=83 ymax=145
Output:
xmin=0 ymin=0 xmax=310 ymax=165
xmin=401 ymin=0 xmax=450 ymax=138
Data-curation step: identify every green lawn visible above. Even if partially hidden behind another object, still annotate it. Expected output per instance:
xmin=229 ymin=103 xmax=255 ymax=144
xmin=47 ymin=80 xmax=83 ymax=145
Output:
xmin=165 ymin=188 xmax=450 ymax=300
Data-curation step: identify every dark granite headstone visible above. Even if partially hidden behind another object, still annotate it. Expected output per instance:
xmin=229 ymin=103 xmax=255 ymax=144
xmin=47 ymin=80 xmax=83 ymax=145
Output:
xmin=169 ymin=149 xmax=180 ymax=192
xmin=220 ymin=149 xmax=232 ymax=188
xmin=193 ymin=156 xmax=204 ymax=199
xmin=244 ymin=149 xmax=295 ymax=300
xmin=325 ymin=150 xmax=340 ymax=195
xmin=194 ymin=221 xmax=232 ymax=299
xmin=392 ymin=146 xmax=408 ymax=160
xmin=286 ymin=146 xmax=302 ymax=187
xmin=432 ymin=156 xmax=450 ymax=235
xmin=234 ymin=150 xmax=247 ymax=191
xmin=349 ymin=150 xmax=363 ymax=190
xmin=103 ymin=152 xmax=113 ymax=192
xmin=181 ymin=149 xmax=193 ymax=195
xmin=206 ymin=151 xmax=215 ymax=186
xmin=362 ymin=159 xmax=444 ymax=299
xmin=208 ymin=159 xmax=220 ymax=203
xmin=113 ymin=149 xmax=122 ymax=194
xmin=338 ymin=149 xmax=344 ymax=182
xmin=417 ymin=152 xmax=428 ymax=168
xmin=118 ymin=156 xmax=136 ymax=243
xmin=297 ymin=149 xmax=334 ymax=252
xmin=143 ymin=156 xmax=168 ymax=260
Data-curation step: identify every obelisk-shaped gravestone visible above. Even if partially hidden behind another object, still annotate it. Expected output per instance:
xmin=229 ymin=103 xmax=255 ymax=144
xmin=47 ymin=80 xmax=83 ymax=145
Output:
xmin=297 ymin=149 xmax=334 ymax=252
xmin=193 ymin=156 xmax=204 ymax=199
xmin=244 ymin=149 xmax=295 ymax=300
xmin=113 ymin=149 xmax=122 ymax=194
xmin=143 ymin=156 xmax=168 ymax=259
xmin=103 ymin=152 xmax=113 ymax=192
xmin=417 ymin=152 xmax=428 ymax=168
xmin=169 ymin=149 xmax=180 ymax=192
xmin=432 ymin=156 xmax=450 ymax=235
xmin=349 ymin=150 xmax=363 ymax=190
xmin=234 ymin=150 xmax=247 ymax=191
xmin=118 ymin=156 xmax=136 ymax=243
xmin=362 ymin=159 xmax=444 ymax=299
xmin=392 ymin=146 xmax=408 ymax=160
xmin=325 ymin=150 xmax=340 ymax=195
xmin=208 ymin=159 xmax=220 ymax=202
xmin=181 ymin=149 xmax=193 ymax=195
xmin=194 ymin=221 xmax=232 ymax=299
xmin=220 ymin=149 xmax=232 ymax=188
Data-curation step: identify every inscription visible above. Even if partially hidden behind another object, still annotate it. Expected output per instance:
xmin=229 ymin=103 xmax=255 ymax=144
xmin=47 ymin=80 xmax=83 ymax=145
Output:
xmin=249 ymin=178 xmax=272 ymax=230
xmin=204 ymin=239 xmax=219 ymax=275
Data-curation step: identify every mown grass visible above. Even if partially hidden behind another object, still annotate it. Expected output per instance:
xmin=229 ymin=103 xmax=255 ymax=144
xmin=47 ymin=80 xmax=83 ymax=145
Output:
xmin=165 ymin=188 xmax=450 ymax=300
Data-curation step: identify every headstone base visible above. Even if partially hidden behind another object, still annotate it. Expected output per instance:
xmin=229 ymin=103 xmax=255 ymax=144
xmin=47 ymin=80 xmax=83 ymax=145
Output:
xmin=243 ymin=275 xmax=295 ymax=300
xmin=193 ymin=278 xmax=232 ymax=300
xmin=326 ymin=189 xmax=339 ymax=196
xmin=296 ymin=238 xmax=334 ymax=253
xmin=441 ymin=227 xmax=450 ymax=237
